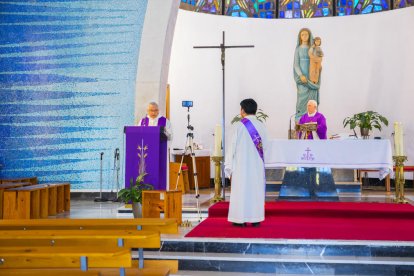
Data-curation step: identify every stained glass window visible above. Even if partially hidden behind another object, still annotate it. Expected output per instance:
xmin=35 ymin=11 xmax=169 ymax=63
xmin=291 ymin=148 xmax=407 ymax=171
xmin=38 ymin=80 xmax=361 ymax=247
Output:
xmin=225 ymin=0 xmax=277 ymax=18
xmin=180 ymin=0 xmax=222 ymax=15
xmin=336 ymin=0 xmax=390 ymax=16
xmin=181 ymin=0 xmax=410 ymax=17
xmin=278 ymin=0 xmax=333 ymax=18
xmin=393 ymin=0 xmax=413 ymax=8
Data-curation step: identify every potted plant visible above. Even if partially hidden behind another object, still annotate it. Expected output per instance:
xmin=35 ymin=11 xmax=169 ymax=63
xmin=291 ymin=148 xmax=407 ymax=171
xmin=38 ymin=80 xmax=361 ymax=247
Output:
xmin=117 ymin=172 xmax=153 ymax=218
xmin=343 ymin=111 xmax=389 ymax=138
xmin=231 ymin=109 xmax=268 ymax=124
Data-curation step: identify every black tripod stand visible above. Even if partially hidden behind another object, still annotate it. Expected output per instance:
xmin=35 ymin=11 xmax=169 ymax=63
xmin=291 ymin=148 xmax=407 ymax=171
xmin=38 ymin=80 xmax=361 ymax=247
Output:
xmin=175 ymin=107 xmax=202 ymax=221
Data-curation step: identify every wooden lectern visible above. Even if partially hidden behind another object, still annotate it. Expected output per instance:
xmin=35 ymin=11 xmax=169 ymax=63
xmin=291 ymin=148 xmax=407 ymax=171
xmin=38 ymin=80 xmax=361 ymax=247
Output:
xmin=296 ymin=122 xmax=317 ymax=139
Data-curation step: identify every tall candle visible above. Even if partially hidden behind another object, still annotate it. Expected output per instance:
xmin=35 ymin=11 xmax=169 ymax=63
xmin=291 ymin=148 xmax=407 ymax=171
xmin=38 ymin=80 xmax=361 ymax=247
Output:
xmin=399 ymin=123 xmax=404 ymax=156
xmin=214 ymin=124 xmax=222 ymax=156
xmin=394 ymin=122 xmax=401 ymax=156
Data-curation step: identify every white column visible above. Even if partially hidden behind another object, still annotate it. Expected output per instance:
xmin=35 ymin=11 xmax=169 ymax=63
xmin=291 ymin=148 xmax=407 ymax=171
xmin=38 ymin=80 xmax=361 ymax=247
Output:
xmin=134 ymin=0 xmax=180 ymax=119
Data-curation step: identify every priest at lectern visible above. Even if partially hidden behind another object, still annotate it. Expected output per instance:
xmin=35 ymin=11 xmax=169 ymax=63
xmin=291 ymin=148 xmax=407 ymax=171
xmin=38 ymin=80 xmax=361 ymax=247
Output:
xmin=138 ymin=102 xmax=173 ymax=141
xmin=298 ymin=100 xmax=327 ymax=140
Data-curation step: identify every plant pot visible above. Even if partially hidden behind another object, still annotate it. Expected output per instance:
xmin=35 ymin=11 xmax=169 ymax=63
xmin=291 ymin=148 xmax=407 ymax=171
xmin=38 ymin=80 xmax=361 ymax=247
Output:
xmin=360 ymin=127 xmax=370 ymax=139
xmin=132 ymin=202 xmax=142 ymax=218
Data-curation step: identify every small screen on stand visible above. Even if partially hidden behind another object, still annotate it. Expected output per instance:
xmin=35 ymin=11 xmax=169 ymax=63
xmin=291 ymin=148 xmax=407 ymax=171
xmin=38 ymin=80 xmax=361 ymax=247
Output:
xmin=182 ymin=101 xmax=193 ymax=108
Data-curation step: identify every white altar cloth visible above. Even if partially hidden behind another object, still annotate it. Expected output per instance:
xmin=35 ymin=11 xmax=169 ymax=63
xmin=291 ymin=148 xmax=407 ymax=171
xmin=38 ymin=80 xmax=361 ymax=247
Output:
xmin=264 ymin=139 xmax=393 ymax=179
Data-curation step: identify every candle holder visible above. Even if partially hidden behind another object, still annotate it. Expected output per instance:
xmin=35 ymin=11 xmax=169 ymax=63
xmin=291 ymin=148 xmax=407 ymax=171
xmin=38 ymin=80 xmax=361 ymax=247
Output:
xmin=211 ymin=156 xmax=224 ymax=203
xmin=393 ymin=155 xmax=408 ymax=204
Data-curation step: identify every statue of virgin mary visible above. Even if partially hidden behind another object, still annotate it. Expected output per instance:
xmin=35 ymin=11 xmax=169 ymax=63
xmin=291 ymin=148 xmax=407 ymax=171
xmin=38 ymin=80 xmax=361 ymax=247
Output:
xmin=293 ymin=28 xmax=321 ymax=121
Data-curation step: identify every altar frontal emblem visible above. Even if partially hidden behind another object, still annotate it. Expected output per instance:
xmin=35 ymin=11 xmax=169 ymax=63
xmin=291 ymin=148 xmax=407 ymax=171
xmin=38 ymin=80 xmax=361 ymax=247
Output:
xmin=301 ymin=147 xmax=315 ymax=161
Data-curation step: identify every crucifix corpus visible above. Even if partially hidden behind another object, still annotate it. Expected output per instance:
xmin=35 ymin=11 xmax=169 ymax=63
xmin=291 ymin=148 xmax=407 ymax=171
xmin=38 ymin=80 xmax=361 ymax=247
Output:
xmin=194 ymin=31 xmax=254 ymax=200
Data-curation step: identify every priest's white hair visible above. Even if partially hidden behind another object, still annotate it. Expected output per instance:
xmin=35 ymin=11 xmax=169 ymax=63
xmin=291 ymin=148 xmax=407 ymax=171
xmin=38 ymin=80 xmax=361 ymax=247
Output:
xmin=148 ymin=102 xmax=159 ymax=107
xmin=308 ymin=100 xmax=318 ymax=107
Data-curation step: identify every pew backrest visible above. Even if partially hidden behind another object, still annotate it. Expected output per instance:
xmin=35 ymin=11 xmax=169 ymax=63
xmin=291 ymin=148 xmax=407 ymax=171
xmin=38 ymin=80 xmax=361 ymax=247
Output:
xmin=0 ymin=229 xmax=161 ymax=248
xmin=0 ymin=218 xmax=178 ymax=234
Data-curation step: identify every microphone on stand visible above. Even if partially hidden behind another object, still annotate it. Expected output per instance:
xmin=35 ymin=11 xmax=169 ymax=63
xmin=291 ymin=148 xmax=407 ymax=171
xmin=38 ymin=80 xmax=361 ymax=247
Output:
xmin=114 ymin=148 xmax=119 ymax=160
xmin=288 ymin=112 xmax=298 ymax=139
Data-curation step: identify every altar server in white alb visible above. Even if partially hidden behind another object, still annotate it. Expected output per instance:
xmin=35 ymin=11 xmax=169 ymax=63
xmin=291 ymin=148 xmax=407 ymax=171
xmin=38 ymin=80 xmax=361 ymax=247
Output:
xmin=225 ymin=98 xmax=268 ymax=227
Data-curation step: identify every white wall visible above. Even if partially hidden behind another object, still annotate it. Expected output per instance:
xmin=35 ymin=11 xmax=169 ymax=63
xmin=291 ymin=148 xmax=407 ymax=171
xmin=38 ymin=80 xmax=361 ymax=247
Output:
xmin=168 ymin=8 xmax=414 ymax=169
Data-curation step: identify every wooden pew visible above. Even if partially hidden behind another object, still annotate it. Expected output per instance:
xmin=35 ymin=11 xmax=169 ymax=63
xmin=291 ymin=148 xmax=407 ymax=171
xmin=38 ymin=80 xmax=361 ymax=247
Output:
xmin=0 ymin=269 xmax=99 ymax=276
xmin=0 ymin=218 xmax=178 ymax=274
xmin=0 ymin=219 xmax=176 ymax=276
xmin=2 ymin=184 xmax=50 ymax=219
xmin=92 ymin=267 xmax=171 ymax=276
xmin=45 ymin=183 xmax=71 ymax=215
xmin=0 ymin=247 xmax=131 ymax=273
xmin=1 ymin=177 xmax=38 ymax=185
xmin=0 ymin=182 xmax=32 ymax=219
xmin=0 ymin=229 xmax=160 ymax=248
xmin=2 ymin=183 xmax=71 ymax=220
xmin=0 ymin=218 xmax=179 ymax=234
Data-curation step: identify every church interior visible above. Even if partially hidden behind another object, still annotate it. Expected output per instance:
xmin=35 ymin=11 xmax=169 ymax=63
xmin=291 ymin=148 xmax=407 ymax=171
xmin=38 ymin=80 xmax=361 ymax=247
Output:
xmin=1 ymin=0 xmax=414 ymax=275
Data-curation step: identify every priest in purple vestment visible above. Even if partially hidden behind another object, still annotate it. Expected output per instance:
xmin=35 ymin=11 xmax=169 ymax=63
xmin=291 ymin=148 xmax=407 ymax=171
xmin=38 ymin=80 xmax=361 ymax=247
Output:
xmin=298 ymin=100 xmax=327 ymax=139
xmin=138 ymin=102 xmax=173 ymax=140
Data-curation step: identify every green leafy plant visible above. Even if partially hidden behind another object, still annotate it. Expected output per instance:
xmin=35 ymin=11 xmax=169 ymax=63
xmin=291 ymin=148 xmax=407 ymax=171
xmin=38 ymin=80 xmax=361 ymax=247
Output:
xmin=231 ymin=109 xmax=269 ymax=124
xmin=343 ymin=111 xmax=389 ymax=131
xmin=117 ymin=172 xmax=153 ymax=204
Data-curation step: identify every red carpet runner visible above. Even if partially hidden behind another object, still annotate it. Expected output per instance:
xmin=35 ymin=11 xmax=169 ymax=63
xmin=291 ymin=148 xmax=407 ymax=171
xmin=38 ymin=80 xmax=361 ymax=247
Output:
xmin=185 ymin=201 xmax=414 ymax=241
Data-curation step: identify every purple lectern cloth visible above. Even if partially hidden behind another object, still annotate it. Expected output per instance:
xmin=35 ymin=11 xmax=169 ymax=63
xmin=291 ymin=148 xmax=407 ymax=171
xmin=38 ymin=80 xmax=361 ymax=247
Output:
xmin=298 ymin=112 xmax=327 ymax=139
xmin=124 ymin=126 xmax=167 ymax=190
xmin=140 ymin=116 xmax=166 ymax=127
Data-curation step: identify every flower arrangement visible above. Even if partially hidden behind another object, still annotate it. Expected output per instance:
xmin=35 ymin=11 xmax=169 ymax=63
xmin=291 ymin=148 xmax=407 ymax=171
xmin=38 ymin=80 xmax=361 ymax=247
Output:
xmin=117 ymin=140 xmax=153 ymax=204
xmin=343 ymin=111 xmax=388 ymax=137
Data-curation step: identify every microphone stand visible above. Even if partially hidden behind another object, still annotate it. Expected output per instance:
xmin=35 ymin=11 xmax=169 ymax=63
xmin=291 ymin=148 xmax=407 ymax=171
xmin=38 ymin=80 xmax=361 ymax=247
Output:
xmin=109 ymin=148 xmax=120 ymax=202
xmin=95 ymin=152 xmax=109 ymax=202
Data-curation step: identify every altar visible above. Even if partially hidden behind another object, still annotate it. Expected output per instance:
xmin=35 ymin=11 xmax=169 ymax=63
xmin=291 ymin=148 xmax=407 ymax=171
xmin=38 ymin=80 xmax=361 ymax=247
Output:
xmin=264 ymin=139 xmax=393 ymax=199
xmin=265 ymin=139 xmax=393 ymax=178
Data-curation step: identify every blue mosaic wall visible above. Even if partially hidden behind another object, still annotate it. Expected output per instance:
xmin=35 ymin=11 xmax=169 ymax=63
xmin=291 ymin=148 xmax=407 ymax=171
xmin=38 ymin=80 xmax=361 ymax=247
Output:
xmin=0 ymin=0 xmax=148 ymax=190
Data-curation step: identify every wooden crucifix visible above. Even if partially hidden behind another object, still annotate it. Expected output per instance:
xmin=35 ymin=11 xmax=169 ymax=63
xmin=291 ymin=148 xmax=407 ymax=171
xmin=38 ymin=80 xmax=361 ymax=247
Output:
xmin=194 ymin=31 xmax=254 ymax=200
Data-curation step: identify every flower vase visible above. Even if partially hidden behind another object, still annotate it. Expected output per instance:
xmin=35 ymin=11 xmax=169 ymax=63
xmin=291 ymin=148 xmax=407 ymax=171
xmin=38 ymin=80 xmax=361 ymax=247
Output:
xmin=360 ymin=127 xmax=369 ymax=139
xmin=132 ymin=202 xmax=142 ymax=218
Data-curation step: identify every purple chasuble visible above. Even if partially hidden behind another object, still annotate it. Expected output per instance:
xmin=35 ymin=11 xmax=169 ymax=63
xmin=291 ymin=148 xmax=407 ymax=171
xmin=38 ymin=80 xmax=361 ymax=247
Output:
xmin=140 ymin=116 xmax=166 ymax=127
xmin=240 ymin=118 xmax=264 ymax=162
xmin=298 ymin=112 xmax=327 ymax=139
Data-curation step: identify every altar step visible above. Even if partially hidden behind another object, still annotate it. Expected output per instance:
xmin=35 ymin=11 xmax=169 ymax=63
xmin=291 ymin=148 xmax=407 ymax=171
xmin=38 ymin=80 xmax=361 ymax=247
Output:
xmin=142 ymin=239 xmax=414 ymax=275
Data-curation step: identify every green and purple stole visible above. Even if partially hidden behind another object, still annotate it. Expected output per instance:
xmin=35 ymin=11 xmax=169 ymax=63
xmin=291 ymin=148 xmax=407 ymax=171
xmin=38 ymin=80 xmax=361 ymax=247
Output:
xmin=140 ymin=116 xmax=166 ymax=127
xmin=240 ymin=117 xmax=264 ymax=162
